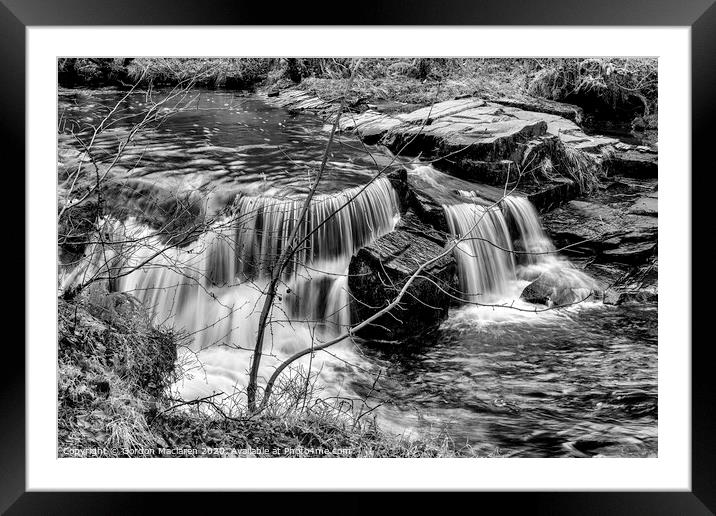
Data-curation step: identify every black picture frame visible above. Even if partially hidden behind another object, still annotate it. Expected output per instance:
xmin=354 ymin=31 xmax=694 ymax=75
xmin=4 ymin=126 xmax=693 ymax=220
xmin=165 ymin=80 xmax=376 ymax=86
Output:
xmin=3 ymin=0 xmax=712 ymax=513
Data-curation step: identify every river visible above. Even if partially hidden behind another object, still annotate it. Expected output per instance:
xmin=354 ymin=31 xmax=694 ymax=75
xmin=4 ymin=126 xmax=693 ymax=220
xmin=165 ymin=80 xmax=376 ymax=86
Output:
xmin=58 ymin=87 xmax=658 ymax=458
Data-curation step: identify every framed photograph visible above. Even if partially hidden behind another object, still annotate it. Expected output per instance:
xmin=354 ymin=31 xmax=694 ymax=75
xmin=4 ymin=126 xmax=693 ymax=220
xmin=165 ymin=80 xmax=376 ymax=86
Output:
xmin=5 ymin=0 xmax=712 ymax=512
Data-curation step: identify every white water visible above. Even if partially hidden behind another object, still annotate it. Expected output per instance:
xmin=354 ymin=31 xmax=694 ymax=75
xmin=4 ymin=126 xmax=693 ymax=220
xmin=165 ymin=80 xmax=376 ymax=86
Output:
xmin=62 ymin=177 xmax=400 ymax=405
xmin=442 ymin=194 xmax=596 ymax=310
xmin=443 ymin=203 xmax=516 ymax=302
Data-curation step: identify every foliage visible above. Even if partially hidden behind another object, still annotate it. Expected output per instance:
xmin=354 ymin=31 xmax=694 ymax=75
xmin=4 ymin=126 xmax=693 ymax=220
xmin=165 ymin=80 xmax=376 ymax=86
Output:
xmin=527 ymin=58 xmax=657 ymax=117
xmin=126 ymin=58 xmax=273 ymax=89
xmin=58 ymin=58 xmax=131 ymax=87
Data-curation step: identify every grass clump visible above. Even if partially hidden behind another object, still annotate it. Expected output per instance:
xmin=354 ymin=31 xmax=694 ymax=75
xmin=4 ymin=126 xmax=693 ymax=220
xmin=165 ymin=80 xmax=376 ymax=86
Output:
xmin=557 ymin=145 xmax=605 ymax=194
xmin=58 ymin=289 xmax=179 ymax=456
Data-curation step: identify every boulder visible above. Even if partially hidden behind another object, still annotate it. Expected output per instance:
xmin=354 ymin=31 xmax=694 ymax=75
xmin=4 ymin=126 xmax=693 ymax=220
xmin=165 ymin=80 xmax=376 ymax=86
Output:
xmin=382 ymin=112 xmax=549 ymax=164
xmin=348 ymin=214 xmax=457 ymax=343
xmin=385 ymin=168 xmax=451 ymax=235
xmin=520 ymin=269 xmax=598 ymax=306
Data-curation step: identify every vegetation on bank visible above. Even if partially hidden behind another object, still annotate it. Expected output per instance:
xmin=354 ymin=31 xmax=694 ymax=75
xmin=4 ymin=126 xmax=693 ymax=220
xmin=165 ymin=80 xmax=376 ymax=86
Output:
xmin=527 ymin=58 xmax=658 ymax=123
xmin=58 ymin=57 xmax=657 ymax=123
xmin=58 ymin=292 xmax=478 ymax=458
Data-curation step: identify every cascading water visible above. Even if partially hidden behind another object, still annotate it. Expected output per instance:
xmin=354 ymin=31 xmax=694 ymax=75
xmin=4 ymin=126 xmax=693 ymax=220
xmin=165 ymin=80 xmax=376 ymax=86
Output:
xmin=231 ymin=178 xmax=400 ymax=330
xmin=501 ymin=195 xmax=555 ymax=266
xmin=443 ymin=203 xmax=516 ymax=302
xmin=62 ymin=177 xmax=400 ymax=402
xmin=443 ymin=194 xmax=596 ymax=306
xmin=501 ymin=196 xmax=597 ymax=300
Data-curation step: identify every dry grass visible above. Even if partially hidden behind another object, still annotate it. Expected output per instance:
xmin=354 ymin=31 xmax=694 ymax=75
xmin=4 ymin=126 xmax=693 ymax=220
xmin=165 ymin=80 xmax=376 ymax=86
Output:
xmin=559 ymin=146 xmax=605 ymax=194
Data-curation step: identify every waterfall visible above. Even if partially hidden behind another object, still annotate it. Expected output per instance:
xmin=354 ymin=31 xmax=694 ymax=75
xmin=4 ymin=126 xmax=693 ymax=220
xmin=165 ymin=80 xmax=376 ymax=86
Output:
xmin=501 ymin=196 xmax=596 ymax=296
xmin=443 ymin=203 xmax=516 ymax=302
xmin=230 ymin=178 xmax=400 ymax=328
xmin=63 ymin=177 xmax=400 ymax=400
xmin=443 ymin=194 xmax=596 ymax=304
xmin=501 ymin=196 xmax=555 ymax=266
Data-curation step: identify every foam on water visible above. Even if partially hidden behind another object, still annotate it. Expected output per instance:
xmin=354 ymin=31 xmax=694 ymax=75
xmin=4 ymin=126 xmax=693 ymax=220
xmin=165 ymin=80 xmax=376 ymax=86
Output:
xmin=63 ymin=177 xmax=400 ymax=405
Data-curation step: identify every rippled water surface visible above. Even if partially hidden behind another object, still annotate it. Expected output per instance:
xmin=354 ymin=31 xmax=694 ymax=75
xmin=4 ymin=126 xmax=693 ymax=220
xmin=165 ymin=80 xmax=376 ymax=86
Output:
xmin=59 ymin=88 xmax=393 ymax=198
xmin=353 ymin=302 xmax=657 ymax=457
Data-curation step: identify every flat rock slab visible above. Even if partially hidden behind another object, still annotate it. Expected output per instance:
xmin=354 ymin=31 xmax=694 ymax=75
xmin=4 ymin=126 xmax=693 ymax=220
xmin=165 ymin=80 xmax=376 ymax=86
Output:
xmin=269 ymin=92 xmax=617 ymax=156
xmin=337 ymin=110 xmax=404 ymax=144
xmin=396 ymin=98 xmax=487 ymax=124
xmin=399 ymin=100 xmax=617 ymax=153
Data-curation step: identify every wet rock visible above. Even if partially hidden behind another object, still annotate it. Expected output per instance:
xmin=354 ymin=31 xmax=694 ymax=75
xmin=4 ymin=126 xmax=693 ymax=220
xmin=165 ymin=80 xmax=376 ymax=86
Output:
xmin=397 ymin=210 xmax=448 ymax=246
xmin=496 ymin=107 xmax=617 ymax=152
xmin=604 ymin=288 xmax=658 ymax=305
xmin=385 ymin=168 xmax=451 ymax=234
xmin=446 ymin=159 xmax=515 ymax=186
xmin=348 ymin=215 xmax=457 ymax=343
xmin=520 ymin=270 xmax=597 ymax=306
xmin=385 ymin=167 xmax=411 ymax=213
xmin=383 ymin=113 xmax=548 ymax=164
xmin=264 ymin=89 xmax=334 ymax=115
xmin=602 ymin=257 xmax=658 ymax=305
xmin=602 ymin=241 xmax=657 ymax=264
xmin=520 ymin=276 xmax=552 ymax=305
xmin=408 ymin=188 xmax=450 ymax=234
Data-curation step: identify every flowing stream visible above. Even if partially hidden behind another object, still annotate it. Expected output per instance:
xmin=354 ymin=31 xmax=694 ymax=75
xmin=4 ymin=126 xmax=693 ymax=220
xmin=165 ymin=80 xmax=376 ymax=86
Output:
xmin=59 ymin=89 xmax=657 ymax=457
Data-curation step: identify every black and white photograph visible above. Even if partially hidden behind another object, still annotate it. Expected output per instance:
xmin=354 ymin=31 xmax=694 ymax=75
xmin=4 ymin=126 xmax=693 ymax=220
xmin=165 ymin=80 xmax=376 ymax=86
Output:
xmin=55 ymin=57 xmax=659 ymax=459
